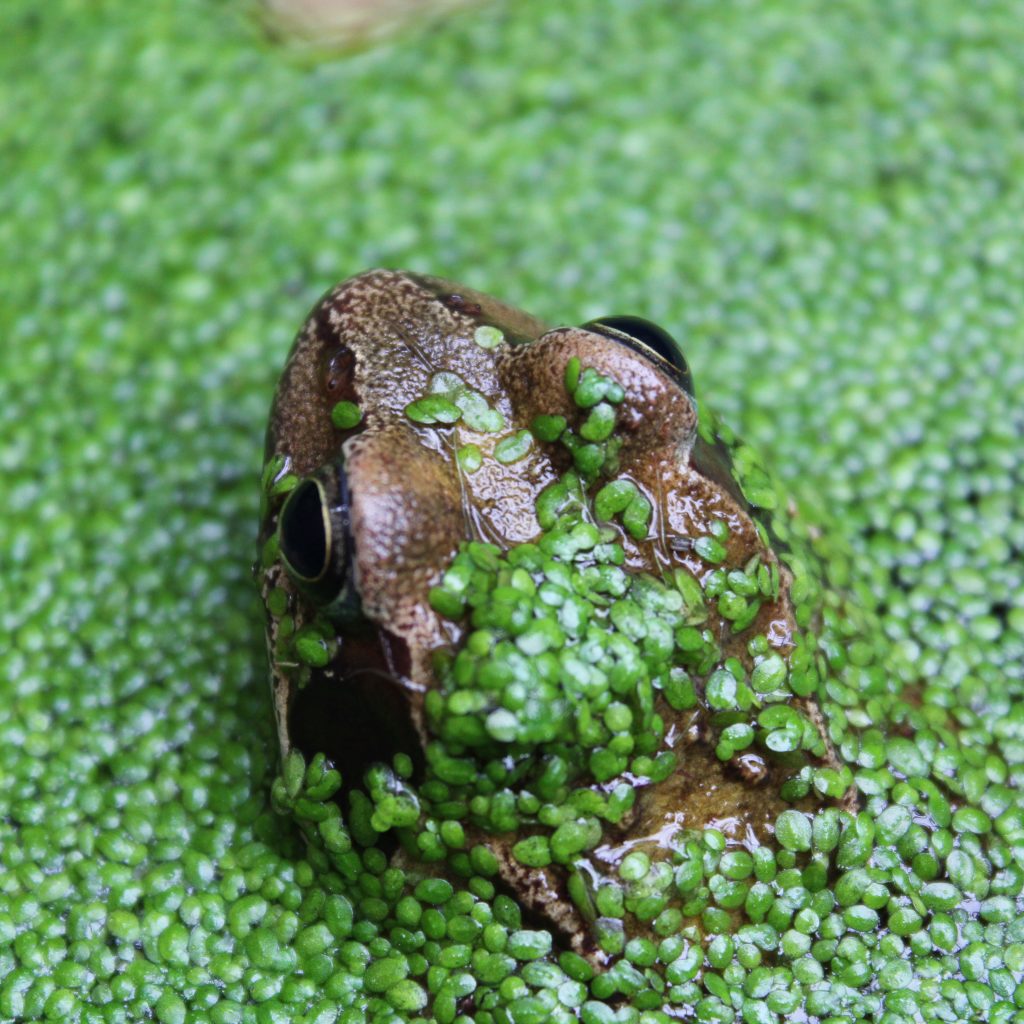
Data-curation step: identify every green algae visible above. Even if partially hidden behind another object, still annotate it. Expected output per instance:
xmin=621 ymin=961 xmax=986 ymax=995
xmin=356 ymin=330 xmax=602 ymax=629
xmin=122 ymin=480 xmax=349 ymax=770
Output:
xmin=3 ymin=0 xmax=1024 ymax=1022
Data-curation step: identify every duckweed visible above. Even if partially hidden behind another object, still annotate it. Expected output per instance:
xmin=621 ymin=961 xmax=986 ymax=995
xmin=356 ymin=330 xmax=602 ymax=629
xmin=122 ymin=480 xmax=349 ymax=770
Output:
xmin=427 ymin=372 xmax=506 ymax=433
xmin=269 ymin=318 xmax=1010 ymax=1024
xmin=330 ymin=401 xmax=363 ymax=430
xmin=474 ymin=326 xmax=504 ymax=351
xmin=494 ymin=430 xmax=533 ymax=465
xmin=405 ymin=395 xmax=463 ymax=425
xmin=456 ymin=444 xmax=483 ymax=473
xmin=5 ymin=0 xmax=1024 ymax=1022
xmin=270 ymin=344 xmax=1024 ymax=1024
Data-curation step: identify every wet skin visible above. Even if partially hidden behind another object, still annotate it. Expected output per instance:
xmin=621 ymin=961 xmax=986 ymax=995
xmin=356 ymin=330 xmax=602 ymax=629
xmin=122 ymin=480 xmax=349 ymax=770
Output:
xmin=258 ymin=269 xmax=847 ymax=959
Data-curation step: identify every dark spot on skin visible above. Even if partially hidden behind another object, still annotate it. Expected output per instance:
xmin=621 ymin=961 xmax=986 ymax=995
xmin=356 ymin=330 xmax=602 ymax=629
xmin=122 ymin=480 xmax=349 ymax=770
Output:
xmin=322 ymin=344 xmax=358 ymax=404
xmin=732 ymin=751 xmax=769 ymax=785
xmin=327 ymin=292 xmax=361 ymax=317
xmin=440 ymin=293 xmax=483 ymax=318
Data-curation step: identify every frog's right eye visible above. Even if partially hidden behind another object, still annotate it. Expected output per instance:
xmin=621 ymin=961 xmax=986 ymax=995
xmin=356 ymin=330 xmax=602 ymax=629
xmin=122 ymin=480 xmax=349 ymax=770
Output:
xmin=278 ymin=467 xmax=354 ymax=605
xmin=279 ymin=478 xmax=332 ymax=583
xmin=583 ymin=315 xmax=695 ymax=397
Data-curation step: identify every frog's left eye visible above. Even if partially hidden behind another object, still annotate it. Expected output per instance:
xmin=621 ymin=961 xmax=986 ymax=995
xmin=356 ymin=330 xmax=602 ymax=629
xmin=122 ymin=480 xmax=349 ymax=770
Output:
xmin=583 ymin=315 xmax=694 ymax=397
xmin=278 ymin=467 xmax=353 ymax=604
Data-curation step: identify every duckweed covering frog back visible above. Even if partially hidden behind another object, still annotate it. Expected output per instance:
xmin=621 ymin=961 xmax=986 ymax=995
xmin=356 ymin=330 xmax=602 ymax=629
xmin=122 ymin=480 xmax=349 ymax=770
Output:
xmin=258 ymin=271 xmax=1022 ymax=1023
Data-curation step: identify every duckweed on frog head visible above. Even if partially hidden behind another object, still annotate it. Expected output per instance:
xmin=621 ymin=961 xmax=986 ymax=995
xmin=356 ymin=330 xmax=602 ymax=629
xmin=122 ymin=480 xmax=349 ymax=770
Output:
xmin=257 ymin=272 xmax=1024 ymax=1022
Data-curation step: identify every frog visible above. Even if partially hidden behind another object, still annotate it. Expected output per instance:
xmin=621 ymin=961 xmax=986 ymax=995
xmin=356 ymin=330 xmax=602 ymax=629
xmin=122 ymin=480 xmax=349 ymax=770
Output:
xmin=257 ymin=268 xmax=854 ymax=963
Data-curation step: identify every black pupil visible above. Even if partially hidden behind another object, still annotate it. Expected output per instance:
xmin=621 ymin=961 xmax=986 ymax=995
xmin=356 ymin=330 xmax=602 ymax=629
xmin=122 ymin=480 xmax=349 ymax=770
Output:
xmin=280 ymin=479 xmax=328 ymax=581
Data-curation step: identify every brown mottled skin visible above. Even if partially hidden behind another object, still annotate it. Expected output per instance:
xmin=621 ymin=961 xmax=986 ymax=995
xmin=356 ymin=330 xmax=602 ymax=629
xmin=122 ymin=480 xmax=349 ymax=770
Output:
xmin=259 ymin=270 xmax=842 ymax=960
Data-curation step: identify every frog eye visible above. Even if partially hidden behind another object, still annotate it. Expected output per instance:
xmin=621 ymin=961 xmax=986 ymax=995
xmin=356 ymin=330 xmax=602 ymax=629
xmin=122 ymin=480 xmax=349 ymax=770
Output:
xmin=279 ymin=478 xmax=332 ymax=583
xmin=583 ymin=315 xmax=694 ymax=396
xmin=278 ymin=467 xmax=353 ymax=603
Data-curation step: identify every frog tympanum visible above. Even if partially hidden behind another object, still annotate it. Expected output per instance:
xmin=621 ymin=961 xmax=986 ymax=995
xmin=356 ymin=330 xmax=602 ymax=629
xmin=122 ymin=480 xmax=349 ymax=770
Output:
xmin=257 ymin=269 xmax=854 ymax=963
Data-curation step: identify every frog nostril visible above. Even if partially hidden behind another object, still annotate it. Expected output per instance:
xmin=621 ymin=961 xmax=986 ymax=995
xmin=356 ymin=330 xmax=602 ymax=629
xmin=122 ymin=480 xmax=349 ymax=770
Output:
xmin=322 ymin=344 xmax=358 ymax=402
xmin=583 ymin=315 xmax=694 ymax=397
xmin=279 ymin=478 xmax=331 ymax=582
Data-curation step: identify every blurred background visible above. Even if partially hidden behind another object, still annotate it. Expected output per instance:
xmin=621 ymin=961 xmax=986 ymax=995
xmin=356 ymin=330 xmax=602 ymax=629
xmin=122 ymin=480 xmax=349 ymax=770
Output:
xmin=1 ymin=0 xmax=1022 ymax=1020
xmin=260 ymin=0 xmax=483 ymax=49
